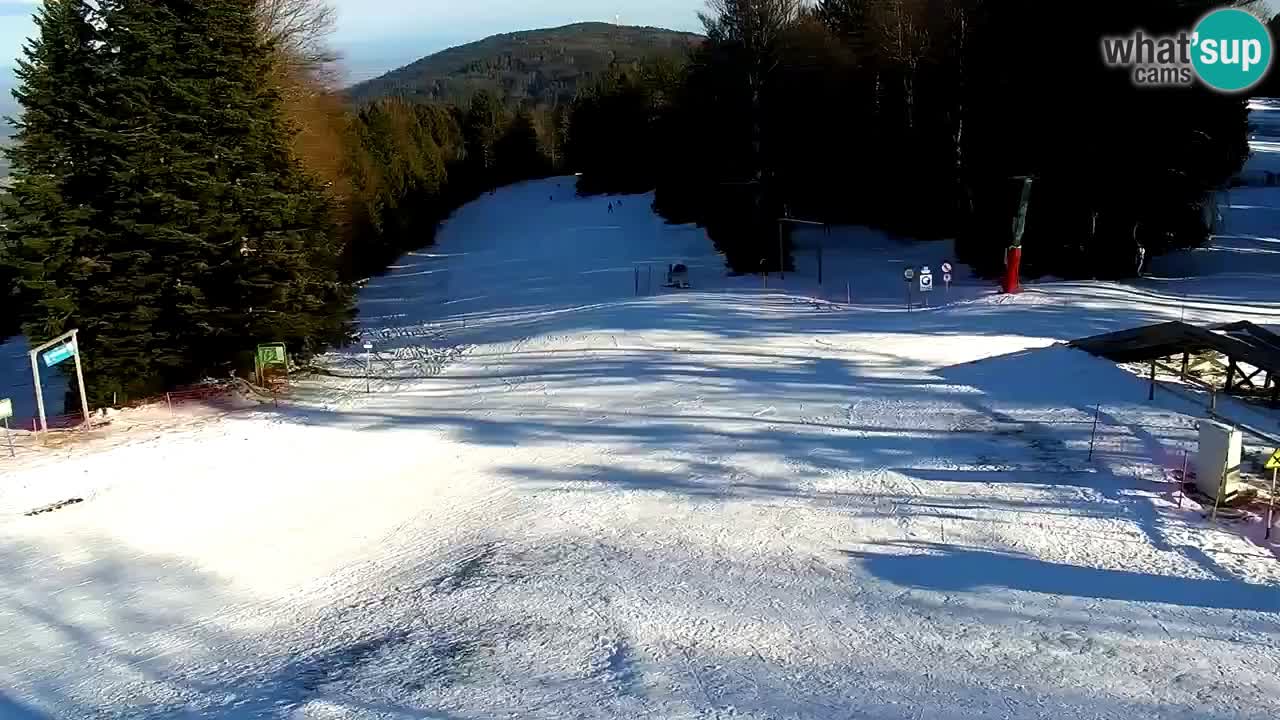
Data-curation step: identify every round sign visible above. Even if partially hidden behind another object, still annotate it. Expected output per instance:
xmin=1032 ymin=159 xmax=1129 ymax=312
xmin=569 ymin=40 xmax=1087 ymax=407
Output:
xmin=941 ymin=262 xmax=953 ymax=273
xmin=943 ymin=273 xmax=953 ymax=283
xmin=919 ymin=274 xmax=934 ymax=291
xmin=903 ymin=268 xmax=915 ymax=281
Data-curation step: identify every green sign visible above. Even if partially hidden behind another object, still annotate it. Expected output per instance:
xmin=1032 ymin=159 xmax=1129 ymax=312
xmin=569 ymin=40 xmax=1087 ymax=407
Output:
xmin=0 ymin=398 xmax=11 ymax=421
xmin=257 ymin=343 xmax=287 ymax=367
xmin=43 ymin=343 xmax=77 ymax=367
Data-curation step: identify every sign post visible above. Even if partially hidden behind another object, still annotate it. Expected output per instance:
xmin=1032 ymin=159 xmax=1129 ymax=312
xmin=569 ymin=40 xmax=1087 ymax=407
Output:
xmin=903 ymin=268 xmax=915 ymax=311
xmin=942 ymin=262 xmax=953 ymax=297
xmin=0 ymin=398 xmax=12 ymax=458
xmin=29 ymin=329 xmax=91 ymax=433
xmin=363 ymin=342 xmax=374 ymax=395
xmin=1266 ymin=449 xmax=1280 ymax=540
xmin=919 ymin=266 xmax=934 ymax=307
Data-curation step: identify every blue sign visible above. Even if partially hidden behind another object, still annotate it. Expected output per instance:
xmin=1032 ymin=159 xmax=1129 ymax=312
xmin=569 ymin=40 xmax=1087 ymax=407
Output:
xmin=43 ymin=343 xmax=77 ymax=367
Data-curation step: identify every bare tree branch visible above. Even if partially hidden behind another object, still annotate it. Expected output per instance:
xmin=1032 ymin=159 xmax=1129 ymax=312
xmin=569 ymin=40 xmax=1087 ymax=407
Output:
xmin=254 ymin=0 xmax=339 ymax=82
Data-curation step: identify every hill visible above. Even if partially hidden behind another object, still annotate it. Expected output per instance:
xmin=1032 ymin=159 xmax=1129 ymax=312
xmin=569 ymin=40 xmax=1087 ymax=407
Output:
xmin=347 ymin=22 xmax=703 ymax=108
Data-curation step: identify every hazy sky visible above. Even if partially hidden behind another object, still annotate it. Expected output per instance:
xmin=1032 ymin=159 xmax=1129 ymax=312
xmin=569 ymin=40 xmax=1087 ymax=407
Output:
xmin=0 ymin=0 xmax=706 ymax=83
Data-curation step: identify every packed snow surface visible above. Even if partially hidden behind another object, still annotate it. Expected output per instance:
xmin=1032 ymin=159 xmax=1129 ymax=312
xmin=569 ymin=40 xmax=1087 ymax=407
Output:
xmin=3 ymin=125 xmax=1280 ymax=717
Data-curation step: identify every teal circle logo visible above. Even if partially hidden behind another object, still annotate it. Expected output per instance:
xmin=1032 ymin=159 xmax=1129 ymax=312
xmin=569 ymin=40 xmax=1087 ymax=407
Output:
xmin=1192 ymin=8 xmax=1273 ymax=92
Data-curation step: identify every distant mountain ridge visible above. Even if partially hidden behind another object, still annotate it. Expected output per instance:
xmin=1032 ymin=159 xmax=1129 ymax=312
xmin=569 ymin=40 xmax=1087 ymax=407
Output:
xmin=347 ymin=22 xmax=703 ymax=108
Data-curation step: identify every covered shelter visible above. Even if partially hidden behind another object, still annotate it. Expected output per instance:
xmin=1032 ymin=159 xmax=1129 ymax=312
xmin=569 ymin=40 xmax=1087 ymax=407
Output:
xmin=1070 ymin=321 xmax=1280 ymax=404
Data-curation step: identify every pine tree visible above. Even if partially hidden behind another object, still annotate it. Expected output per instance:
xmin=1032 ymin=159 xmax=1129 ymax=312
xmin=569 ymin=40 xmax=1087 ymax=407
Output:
xmin=463 ymin=90 xmax=505 ymax=186
xmin=495 ymin=110 xmax=549 ymax=184
xmin=95 ymin=0 xmax=351 ymax=388
xmin=0 ymin=0 xmax=113 ymax=392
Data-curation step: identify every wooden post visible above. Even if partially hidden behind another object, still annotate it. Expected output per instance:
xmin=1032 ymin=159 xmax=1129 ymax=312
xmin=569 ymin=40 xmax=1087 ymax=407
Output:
xmin=1149 ymin=359 xmax=1157 ymax=401
xmin=1225 ymin=357 xmax=1237 ymax=394
xmin=1181 ymin=351 xmax=1190 ymax=381
xmin=166 ymin=392 xmax=173 ymax=415
xmin=1211 ymin=462 xmax=1227 ymax=522
xmin=71 ymin=333 xmax=90 ymax=431
xmin=30 ymin=350 xmax=45 ymax=433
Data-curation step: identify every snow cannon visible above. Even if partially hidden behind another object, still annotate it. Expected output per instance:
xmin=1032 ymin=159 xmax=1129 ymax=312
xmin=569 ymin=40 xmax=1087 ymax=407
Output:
xmin=1003 ymin=176 xmax=1034 ymax=294
xmin=666 ymin=263 xmax=691 ymax=289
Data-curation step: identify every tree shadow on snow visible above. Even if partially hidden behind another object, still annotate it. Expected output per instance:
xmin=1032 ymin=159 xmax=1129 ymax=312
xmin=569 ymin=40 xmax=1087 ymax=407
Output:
xmin=843 ymin=540 xmax=1280 ymax=614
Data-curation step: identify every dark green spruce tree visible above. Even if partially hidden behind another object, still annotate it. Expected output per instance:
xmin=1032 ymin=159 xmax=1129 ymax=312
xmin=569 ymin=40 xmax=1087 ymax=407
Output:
xmin=494 ymin=110 xmax=550 ymax=185
xmin=1 ymin=0 xmax=110 ymax=357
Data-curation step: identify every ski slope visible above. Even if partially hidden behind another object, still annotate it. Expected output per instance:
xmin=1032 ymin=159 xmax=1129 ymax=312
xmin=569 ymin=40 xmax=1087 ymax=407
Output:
xmin=2 ymin=148 xmax=1280 ymax=716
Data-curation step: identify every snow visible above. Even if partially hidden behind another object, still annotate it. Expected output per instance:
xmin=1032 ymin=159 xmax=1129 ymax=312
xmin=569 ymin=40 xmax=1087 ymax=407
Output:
xmin=2 ymin=120 xmax=1280 ymax=718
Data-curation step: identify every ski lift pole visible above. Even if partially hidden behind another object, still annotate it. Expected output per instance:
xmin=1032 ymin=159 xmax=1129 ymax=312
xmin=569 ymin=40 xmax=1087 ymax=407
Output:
xmin=778 ymin=222 xmax=785 ymax=280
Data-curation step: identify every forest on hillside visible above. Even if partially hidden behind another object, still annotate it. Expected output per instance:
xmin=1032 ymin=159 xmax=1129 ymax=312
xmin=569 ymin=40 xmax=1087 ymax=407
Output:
xmin=347 ymin=23 xmax=702 ymax=109
xmin=565 ymin=0 xmax=1256 ymax=279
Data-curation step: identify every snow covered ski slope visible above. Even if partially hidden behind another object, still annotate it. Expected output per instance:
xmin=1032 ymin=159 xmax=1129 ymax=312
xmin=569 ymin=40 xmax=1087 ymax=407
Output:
xmin=2 ymin=142 xmax=1280 ymax=717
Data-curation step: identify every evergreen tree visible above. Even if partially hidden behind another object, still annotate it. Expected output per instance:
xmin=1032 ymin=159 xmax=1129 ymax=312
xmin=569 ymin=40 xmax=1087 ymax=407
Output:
xmin=0 ymin=0 xmax=111 ymax=383
xmin=494 ymin=110 xmax=550 ymax=184
xmin=463 ymin=90 xmax=505 ymax=185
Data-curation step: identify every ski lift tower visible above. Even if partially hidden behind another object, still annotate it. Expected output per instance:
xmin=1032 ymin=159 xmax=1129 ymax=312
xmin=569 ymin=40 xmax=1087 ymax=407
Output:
xmin=779 ymin=217 xmax=830 ymax=284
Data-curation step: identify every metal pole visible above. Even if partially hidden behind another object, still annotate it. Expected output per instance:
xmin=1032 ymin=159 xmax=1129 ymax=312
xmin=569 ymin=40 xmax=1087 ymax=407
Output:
xmin=72 ymin=333 xmax=90 ymax=429
xmin=1088 ymin=403 xmax=1101 ymax=461
xmin=634 ymin=267 xmax=639 ymax=296
xmin=778 ymin=222 xmax=785 ymax=280
xmin=1267 ymin=466 xmax=1277 ymax=540
xmin=30 ymin=349 xmax=46 ymax=433
xmin=4 ymin=418 xmax=12 ymax=458
xmin=846 ymin=281 xmax=851 ymax=305
xmin=1178 ymin=449 xmax=1188 ymax=508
